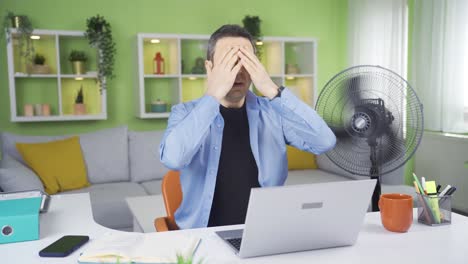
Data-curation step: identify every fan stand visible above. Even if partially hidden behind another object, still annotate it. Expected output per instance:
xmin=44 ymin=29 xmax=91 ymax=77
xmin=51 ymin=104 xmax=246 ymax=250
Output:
xmin=369 ymin=143 xmax=381 ymax=212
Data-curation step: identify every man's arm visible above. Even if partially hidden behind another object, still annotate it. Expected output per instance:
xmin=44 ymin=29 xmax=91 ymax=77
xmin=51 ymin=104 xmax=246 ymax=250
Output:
xmin=270 ymin=88 xmax=336 ymax=154
xmin=159 ymin=96 xmax=219 ymax=170
xmin=239 ymin=47 xmax=336 ymax=154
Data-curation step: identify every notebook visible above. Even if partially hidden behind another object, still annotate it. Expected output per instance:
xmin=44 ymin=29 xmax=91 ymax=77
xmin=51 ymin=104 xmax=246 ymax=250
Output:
xmin=78 ymin=232 xmax=201 ymax=264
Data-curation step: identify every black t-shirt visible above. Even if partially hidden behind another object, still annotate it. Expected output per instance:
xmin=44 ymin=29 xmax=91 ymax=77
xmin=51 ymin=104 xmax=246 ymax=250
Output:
xmin=208 ymin=102 xmax=260 ymax=227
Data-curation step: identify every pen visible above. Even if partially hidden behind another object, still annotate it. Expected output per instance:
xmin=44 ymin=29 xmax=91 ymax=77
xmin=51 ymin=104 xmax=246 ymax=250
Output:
xmin=421 ymin=177 xmax=427 ymax=194
xmin=446 ymin=187 xmax=457 ymax=196
xmin=438 ymin=185 xmax=452 ymax=197
xmin=413 ymin=181 xmax=420 ymax=194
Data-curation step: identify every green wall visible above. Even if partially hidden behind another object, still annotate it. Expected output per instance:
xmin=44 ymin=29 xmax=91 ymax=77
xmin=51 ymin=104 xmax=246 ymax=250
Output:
xmin=0 ymin=0 xmax=348 ymax=135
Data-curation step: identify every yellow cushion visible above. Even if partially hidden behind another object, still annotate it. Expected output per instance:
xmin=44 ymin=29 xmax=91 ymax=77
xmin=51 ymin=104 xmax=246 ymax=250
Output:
xmin=16 ymin=136 xmax=90 ymax=194
xmin=287 ymin=145 xmax=318 ymax=170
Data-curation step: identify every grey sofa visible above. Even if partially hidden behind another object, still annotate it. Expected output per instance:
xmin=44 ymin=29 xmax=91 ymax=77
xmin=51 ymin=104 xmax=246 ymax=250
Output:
xmin=0 ymin=126 xmax=414 ymax=231
xmin=0 ymin=126 xmax=168 ymax=231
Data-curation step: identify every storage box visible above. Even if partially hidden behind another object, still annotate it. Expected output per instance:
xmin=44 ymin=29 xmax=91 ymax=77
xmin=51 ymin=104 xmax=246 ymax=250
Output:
xmin=0 ymin=193 xmax=42 ymax=244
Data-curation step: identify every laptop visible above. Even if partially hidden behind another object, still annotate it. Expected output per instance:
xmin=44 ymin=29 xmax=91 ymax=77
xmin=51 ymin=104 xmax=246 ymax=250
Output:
xmin=215 ymin=179 xmax=376 ymax=258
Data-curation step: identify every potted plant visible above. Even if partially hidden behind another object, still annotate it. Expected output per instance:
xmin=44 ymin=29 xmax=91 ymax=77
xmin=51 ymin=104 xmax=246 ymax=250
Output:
xmin=84 ymin=15 xmax=116 ymax=91
xmin=2 ymin=11 xmax=34 ymax=64
xmin=28 ymin=53 xmax=50 ymax=74
xmin=69 ymin=50 xmax=88 ymax=75
xmin=242 ymin=15 xmax=263 ymax=58
xmin=74 ymin=86 xmax=86 ymax=115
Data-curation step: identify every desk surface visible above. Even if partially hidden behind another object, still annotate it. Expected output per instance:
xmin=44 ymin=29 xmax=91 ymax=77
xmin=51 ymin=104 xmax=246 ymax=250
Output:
xmin=1 ymin=193 xmax=468 ymax=264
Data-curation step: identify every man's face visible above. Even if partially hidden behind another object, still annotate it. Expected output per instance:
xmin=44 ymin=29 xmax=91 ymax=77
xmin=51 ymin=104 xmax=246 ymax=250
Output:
xmin=212 ymin=37 xmax=253 ymax=102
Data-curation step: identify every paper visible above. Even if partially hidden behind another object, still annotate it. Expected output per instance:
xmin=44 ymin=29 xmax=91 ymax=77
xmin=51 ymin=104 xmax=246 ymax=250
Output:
xmin=78 ymin=232 xmax=201 ymax=264
xmin=425 ymin=181 xmax=437 ymax=194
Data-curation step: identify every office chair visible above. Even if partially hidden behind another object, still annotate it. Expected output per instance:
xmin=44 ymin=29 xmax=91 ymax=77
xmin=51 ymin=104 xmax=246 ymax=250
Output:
xmin=154 ymin=170 xmax=182 ymax=232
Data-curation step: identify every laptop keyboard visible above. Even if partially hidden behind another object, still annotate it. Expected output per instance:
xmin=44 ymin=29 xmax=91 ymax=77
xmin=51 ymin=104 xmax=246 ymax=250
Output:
xmin=226 ymin=237 xmax=242 ymax=251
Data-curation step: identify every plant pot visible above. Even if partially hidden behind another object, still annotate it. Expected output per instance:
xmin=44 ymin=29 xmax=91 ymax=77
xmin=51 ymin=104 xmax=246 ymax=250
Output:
xmin=151 ymin=100 xmax=167 ymax=113
xmin=27 ymin=64 xmax=51 ymax=74
xmin=71 ymin=61 xmax=86 ymax=75
xmin=74 ymin=104 xmax=87 ymax=115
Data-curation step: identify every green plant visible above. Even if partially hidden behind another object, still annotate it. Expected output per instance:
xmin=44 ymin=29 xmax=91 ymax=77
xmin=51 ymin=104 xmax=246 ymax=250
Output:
xmin=242 ymin=15 xmax=262 ymax=41
xmin=33 ymin=53 xmax=45 ymax=65
xmin=75 ymin=86 xmax=84 ymax=104
xmin=176 ymin=254 xmax=203 ymax=264
xmin=2 ymin=11 xmax=34 ymax=62
xmin=84 ymin=14 xmax=116 ymax=90
xmin=242 ymin=15 xmax=262 ymax=58
xmin=69 ymin=50 xmax=88 ymax=62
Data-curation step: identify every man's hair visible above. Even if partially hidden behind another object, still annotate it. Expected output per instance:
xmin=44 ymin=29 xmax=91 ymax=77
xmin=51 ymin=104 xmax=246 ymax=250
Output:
xmin=206 ymin=24 xmax=257 ymax=61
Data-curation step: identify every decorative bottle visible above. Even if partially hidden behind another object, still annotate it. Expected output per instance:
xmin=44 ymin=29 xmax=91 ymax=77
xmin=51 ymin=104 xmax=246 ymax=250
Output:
xmin=153 ymin=52 xmax=165 ymax=74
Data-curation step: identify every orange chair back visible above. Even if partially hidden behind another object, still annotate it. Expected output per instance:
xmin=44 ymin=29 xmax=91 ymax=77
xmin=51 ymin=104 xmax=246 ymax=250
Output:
xmin=161 ymin=170 xmax=182 ymax=230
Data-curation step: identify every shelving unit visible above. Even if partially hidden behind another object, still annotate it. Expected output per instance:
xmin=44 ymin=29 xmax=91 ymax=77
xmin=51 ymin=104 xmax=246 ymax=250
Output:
xmin=6 ymin=29 xmax=107 ymax=122
xmin=135 ymin=33 xmax=317 ymax=119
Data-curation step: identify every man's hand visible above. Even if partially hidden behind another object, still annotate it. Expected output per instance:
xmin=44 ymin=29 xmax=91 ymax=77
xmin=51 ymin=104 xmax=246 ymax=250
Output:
xmin=238 ymin=47 xmax=278 ymax=99
xmin=205 ymin=47 xmax=243 ymax=101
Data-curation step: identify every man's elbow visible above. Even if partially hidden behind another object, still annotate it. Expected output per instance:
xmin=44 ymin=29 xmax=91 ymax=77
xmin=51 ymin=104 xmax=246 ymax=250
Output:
xmin=322 ymin=133 xmax=336 ymax=153
xmin=311 ymin=132 xmax=336 ymax=155
xmin=159 ymin=144 xmax=185 ymax=170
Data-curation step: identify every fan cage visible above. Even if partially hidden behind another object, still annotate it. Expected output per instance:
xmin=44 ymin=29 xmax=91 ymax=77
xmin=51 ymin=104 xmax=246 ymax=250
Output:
xmin=315 ymin=65 xmax=424 ymax=177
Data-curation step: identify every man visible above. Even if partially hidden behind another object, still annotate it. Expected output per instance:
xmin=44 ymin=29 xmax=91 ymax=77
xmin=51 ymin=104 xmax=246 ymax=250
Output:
xmin=160 ymin=25 xmax=336 ymax=229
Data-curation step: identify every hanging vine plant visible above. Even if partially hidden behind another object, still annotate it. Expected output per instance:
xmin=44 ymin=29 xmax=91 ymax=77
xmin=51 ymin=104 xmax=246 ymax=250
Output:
xmin=84 ymin=15 xmax=116 ymax=91
xmin=2 ymin=11 xmax=35 ymax=64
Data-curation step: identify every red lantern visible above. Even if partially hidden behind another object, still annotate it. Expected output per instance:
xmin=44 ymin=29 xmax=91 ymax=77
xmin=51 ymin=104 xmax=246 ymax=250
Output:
xmin=153 ymin=52 xmax=165 ymax=74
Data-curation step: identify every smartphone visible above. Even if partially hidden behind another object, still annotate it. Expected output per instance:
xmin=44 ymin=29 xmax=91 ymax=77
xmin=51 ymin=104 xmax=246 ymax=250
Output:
xmin=39 ymin=235 xmax=89 ymax=257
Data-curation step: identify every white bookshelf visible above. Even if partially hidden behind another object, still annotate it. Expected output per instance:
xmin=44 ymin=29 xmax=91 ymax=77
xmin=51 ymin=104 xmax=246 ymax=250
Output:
xmin=6 ymin=29 xmax=107 ymax=122
xmin=135 ymin=33 xmax=317 ymax=119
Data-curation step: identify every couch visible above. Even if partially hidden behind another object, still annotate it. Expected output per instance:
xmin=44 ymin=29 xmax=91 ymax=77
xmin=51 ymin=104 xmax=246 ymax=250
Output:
xmin=0 ymin=126 xmax=168 ymax=231
xmin=0 ymin=126 xmax=414 ymax=231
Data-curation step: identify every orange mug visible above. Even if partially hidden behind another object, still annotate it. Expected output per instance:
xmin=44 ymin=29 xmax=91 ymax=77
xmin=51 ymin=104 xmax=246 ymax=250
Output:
xmin=379 ymin=193 xmax=413 ymax=232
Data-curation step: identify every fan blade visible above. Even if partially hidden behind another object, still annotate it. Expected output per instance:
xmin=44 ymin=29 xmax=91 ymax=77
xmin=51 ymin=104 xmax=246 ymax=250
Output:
xmin=377 ymin=125 xmax=405 ymax=172
xmin=345 ymin=76 xmax=366 ymax=108
xmin=328 ymin=126 xmax=350 ymax=138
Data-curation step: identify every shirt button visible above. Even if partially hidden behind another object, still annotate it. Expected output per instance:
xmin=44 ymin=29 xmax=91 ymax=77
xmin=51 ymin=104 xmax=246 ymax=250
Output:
xmin=214 ymin=146 xmax=219 ymax=150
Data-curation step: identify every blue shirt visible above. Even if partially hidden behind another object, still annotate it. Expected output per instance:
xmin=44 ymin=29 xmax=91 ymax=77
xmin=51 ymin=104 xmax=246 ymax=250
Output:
xmin=160 ymin=88 xmax=336 ymax=229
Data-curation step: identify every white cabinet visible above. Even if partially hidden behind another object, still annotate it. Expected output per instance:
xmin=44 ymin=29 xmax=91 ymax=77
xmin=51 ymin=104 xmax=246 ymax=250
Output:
xmin=135 ymin=34 xmax=317 ymax=119
xmin=6 ymin=29 xmax=107 ymax=122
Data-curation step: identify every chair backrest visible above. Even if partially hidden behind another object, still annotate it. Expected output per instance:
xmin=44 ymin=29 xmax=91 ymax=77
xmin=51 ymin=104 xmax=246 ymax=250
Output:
xmin=161 ymin=170 xmax=182 ymax=230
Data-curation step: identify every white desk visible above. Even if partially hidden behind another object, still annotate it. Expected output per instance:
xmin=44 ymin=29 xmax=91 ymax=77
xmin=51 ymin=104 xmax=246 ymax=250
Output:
xmin=0 ymin=193 xmax=109 ymax=264
xmin=126 ymin=195 xmax=166 ymax=233
xmin=1 ymin=193 xmax=468 ymax=264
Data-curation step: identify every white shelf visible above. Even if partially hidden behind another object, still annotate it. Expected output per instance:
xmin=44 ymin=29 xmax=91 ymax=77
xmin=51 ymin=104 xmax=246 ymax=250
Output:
xmin=285 ymin=74 xmax=315 ymax=78
xmin=13 ymin=114 xmax=107 ymax=122
xmin=270 ymin=75 xmax=283 ymax=78
xmin=6 ymin=28 xmax=107 ymax=122
xmin=144 ymin=74 xmax=179 ymax=78
xmin=135 ymin=33 xmax=317 ymax=119
xmin=61 ymin=73 xmax=98 ymax=79
xmin=140 ymin=112 xmax=171 ymax=119
xmin=182 ymin=74 xmax=206 ymax=79
xmin=14 ymin=73 xmax=58 ymax=78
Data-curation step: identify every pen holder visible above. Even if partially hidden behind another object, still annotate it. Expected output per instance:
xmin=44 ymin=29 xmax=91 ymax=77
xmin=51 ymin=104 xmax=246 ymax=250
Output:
xmin=416 ymin=193 xmax=451 ymax=226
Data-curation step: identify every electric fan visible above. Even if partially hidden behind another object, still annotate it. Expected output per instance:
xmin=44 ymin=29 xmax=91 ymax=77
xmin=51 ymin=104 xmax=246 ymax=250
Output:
xmin=315 ymin=65 xmax=424 ymax=211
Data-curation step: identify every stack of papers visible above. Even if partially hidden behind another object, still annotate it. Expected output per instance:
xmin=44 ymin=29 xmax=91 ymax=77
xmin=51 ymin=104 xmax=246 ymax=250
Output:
xmin=78 ymin=232 xmax=201 ymax=264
